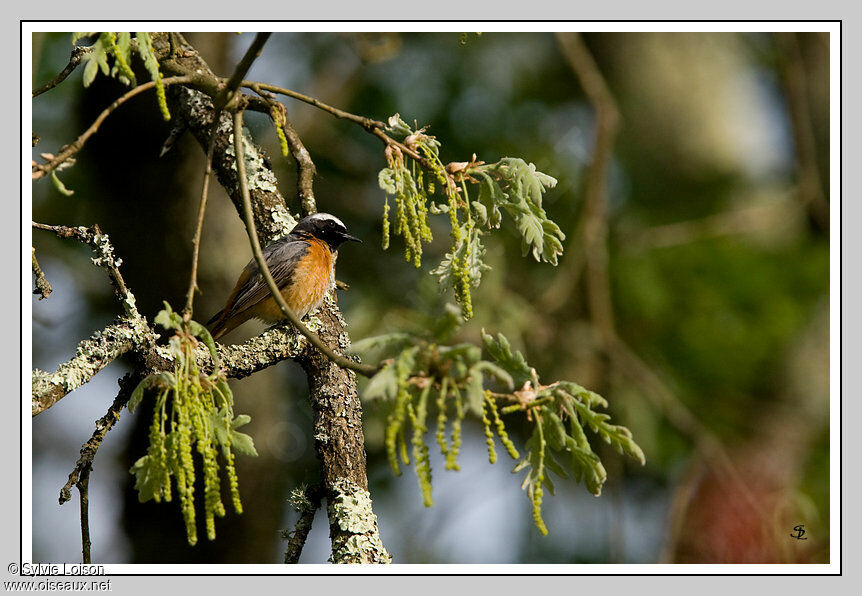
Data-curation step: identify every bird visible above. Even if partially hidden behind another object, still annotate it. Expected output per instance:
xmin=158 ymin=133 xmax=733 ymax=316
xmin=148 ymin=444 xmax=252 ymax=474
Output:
xmin=206 ymin=212 xmax=361 ymax=340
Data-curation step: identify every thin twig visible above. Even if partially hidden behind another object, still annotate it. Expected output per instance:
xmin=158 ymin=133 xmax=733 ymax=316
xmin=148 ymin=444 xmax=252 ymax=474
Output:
xmin=241 ymin=80 xmax=446 ymax=177
xmin=32 ymin=75 xmax=194 ymax=180
xmin=183 ymin=112 xmax=220 ymax=318
xmin=216 ymin=33 xmax=272 ymax=110
xmin=32 ymin=46 xmax=90 ymax=98
xmin=32 ymin=247 xmax=53 ymax=299
xmin=32 ymin=222 xmax=136 ymax=314
xmin=283 ymin=483 xmax=323 ymax=563
xmin=78 ymin=464 xmax=92 ymax=563
xmin=232 ymin=110 xmax=379 ymax=377
xmin=60 ymin=371 xmax=144 ymax=505
xmin=248 ymin=83 xmax=317 ymax=216
xmin=242 ymin=80 xmax=385 ymax=130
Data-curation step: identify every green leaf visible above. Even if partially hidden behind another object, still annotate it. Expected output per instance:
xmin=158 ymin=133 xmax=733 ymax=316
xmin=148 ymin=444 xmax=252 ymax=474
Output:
xmin=134 ymin=32 xmax=159 ymax=81
xmin=541 ymin=408 xmax=567 ymax=451
xmin=230 ymin=430 xmax=258 ymax=456
xmin=188 ymin=320 xmax=220 ymax=369
xmin=481 ymin=329 xmax=532 ymax=387
xmin=385 ymin=113 xmax=413 ymax=136
xmin=470 ymin=200 xmax=488 ymax=226
xmin=128 ymin=379 xmax=148 ymax=413
xmin=378 ymin=168 xmax=397 ymax=194
xmin=51 ymin=172 xmax=74 ymax=196
xmin=349 ymin=332 xmax=416 ymax=359
xmin=127 ymin=372 xmax=174 ymax=413
xmin=463 ymin=368 xmax=485 ymax=416
xmin=72 ymin=33 xmax=97 ymax=44
xmin=232 ymin=414 xmax=251 ymax=429
xmin=210 ymin=410 xmax=232 ymax=447
xmin=362 ymin=361 xmax=399 ymax=402
xmin=154 ymin=302 xmax=183 ymax=331
xmin=227 ymin=414 xmax=257 ymax=456
xmin=80 ymin=34 xmax=111 ymax=87
xmin=129 ymin=455 xmax=160 ymax=503
xmin=471 ymin=360 xmax=514 ymax=391
xmin=431 ymin=303 xmax=464 ymax=342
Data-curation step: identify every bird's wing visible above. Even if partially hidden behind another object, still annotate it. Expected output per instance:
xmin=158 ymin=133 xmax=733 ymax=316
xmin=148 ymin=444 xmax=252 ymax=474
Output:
xmin=226 ymin=237 xmax=311 ymax=316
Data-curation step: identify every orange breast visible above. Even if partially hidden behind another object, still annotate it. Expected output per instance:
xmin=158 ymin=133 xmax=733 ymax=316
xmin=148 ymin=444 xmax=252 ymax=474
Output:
xmin=282 ymin=239 xmax=333 ymax=320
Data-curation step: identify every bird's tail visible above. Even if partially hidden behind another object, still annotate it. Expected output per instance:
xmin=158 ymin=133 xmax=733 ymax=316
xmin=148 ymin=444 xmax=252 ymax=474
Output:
xmin=206 ymin=308 xmax=243 ymax=341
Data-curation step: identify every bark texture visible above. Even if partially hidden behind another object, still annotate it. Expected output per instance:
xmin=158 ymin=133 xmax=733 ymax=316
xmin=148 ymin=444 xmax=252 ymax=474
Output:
xmin=153 ymin=32 xmax=389 ymax=563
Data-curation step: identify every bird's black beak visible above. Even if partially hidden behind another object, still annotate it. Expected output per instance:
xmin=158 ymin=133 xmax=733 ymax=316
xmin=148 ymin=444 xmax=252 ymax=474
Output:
xmin=341 ymin=232 xmax=362 ymax=243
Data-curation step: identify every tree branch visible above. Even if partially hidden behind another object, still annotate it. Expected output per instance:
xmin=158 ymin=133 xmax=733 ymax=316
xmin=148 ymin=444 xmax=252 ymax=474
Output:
xmin=59 ymin=371 xmax=146 ymax=506
xmin=32 ymin=46 xmax=90 ymax=98
xmin=555 ymin=32 xmax=620 ymax=345
xmin=32 ymin=75 xmax=194 ymax=180
xmin=247 ymin=83 xmax=317 ymax=217
xmin=183 ymin=113 xmax=220 ymax=318
xmin=32 ymin=318 xmax=149 ymax=417
xmin=32 ymin=222 xmax=155 ymax=416
xmin=233 ymin=108 xmax=379 ymax=377
xmin=282 ymin=483 xmax=323 ymax=563
xmin=32 ymin=247 xmax=53 ymax=299
xmin=216 ymin=33 xmax=271 ymax=109
xmin=156 ymin=33 xmax=390 ymax=562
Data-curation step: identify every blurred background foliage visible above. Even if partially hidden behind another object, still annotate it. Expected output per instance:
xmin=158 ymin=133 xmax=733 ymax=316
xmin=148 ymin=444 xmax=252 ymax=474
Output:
xmin=31 ymin=30 xmax=830 ymax=564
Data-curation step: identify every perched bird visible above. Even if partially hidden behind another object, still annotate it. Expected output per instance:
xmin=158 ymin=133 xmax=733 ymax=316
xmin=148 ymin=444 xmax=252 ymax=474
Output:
xmin=207 ymin=213 xmax=360 ymax=340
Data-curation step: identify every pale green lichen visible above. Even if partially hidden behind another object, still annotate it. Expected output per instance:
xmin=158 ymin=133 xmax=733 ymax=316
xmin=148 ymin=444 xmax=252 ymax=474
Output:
xmin=227 ymin=128 xmax=279 ymax=194
xmin=327 ymin=477 xmax=391 ymax=564
xmin=269 ymin=206 xmax=297 ymax=240
xmin=32 ymin=318 xmax=149 ymax=414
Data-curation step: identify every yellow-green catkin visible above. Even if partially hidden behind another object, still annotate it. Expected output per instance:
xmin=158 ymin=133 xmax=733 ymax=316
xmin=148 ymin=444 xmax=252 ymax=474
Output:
xmin=155 ymin=71 xmax=170 ymax=121
xmin=406 ymin=388 xmax=433 ymax=507
xmin=172 ymin=384 xmax=197 ymax=546
xmin=223 ymin=446 xmax=243 ymax=514
xmin=415 ymin=169 xmax=432 ymax=243
xmin=385 ymin=387 xmax=410 ymax=476
xmin=488 ymin=397 xmax=520 ymax=459
xmin=481 ymin=397 xmax=497 ymax=464
xmin=399 ymin=428 xmax=409 ymax=466
xmin=531 ymin=423 xmax=549 ymax=535
xmin=435 ymin=377 xmax=450 ymax=457
xmin=270 ymin=106 xmax=289 ymax=157
xmin=445 ymin=385 xmax=464 ymax=471
xmin=381 ymin=198 xmax=391 ymax=250
xmin=104 ymin=32 xmax=135 ymax=83
xmin=148 ymin=392 xmax=170 ymax=502
xmin=532 ymin=483 xmax=548 ymax=535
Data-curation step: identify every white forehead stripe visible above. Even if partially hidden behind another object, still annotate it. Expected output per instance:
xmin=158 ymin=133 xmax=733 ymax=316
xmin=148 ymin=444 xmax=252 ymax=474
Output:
xmin=307 ymin=213 xmax=345 ymax=228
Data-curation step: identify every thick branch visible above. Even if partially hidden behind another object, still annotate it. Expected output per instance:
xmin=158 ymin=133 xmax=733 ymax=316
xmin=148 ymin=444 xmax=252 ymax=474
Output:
xmin=32 ymin=222 xmax=155 ymax=416
xmin=157 ymin=33 xmax=389 ymax=562
xmin=233 ymin=109 xmax=378 ymax=377
xmin=32 ymin=318 xmax=150 ymax=417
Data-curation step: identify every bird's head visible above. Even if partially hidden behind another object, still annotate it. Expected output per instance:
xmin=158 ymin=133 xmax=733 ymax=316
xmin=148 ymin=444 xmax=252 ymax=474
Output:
xmin=291 ymin=213 xmax=361 ymax=251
